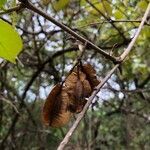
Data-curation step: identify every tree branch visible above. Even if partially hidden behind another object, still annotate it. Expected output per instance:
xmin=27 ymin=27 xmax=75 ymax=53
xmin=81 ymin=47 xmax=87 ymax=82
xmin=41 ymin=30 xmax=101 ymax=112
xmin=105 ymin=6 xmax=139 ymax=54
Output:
xmin=18 ymin=0 xmax=117 ymax=63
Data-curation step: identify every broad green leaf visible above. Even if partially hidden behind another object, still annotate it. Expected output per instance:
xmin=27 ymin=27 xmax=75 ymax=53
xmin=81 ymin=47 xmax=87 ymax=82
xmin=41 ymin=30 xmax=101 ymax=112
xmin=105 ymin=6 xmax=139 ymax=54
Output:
xmin=76 ymin=14 xmax=100 ymax=28
xmin=0 ymin=19 xmax=23 ymax=63
xmin=113 ymin=6 xmax=126 ymax=20
xmin=114 ymin=10 xmax=124 ymax=19
xmin=137 ymin=26 xmax=150 ymax=43
xmin=0 ymin=0 xmax=7 ymax=8
xmin=42 ymin=0 xmax=51 ymax=6
xmin=141 ymin=27 xmax=150 ymax=38
xmin=137 ymin=1 xmax=148 ymax=10
xmin=86 ymin=1 xmax=112 ymax=16
xmin=53 ymin=0 xmax=69 ymax=11
xmin=102 ymin=1 xmax=112 ymax=16
xmin=80 ymin=0 xmax=86 ymax=6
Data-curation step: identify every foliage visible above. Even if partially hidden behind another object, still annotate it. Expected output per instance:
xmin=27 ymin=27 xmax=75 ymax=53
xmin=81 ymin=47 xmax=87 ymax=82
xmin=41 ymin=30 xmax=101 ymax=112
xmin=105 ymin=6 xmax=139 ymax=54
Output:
xmin=0 ymin=19 xmax=22 ymax=63
xmin=0 ymin=0 xmax=7 ymax=8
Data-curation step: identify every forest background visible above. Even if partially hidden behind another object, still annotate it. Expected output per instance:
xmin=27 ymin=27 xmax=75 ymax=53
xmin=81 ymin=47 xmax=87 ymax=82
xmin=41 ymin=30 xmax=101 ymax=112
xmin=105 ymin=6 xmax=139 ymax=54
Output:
xmin=0 ymin=0 xmax=150 ymax=149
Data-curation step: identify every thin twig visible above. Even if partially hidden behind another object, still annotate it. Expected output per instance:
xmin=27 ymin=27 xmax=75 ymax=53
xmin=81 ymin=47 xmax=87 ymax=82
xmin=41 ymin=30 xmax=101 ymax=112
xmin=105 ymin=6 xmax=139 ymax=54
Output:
xmin=57 ymin=3 xmax=150 ymax=149
xmin=77 ymin=20 xmax=150 ymax=28
xmin=0 ymin=4 xmax=24 ymax=15
xmin=118 ymin=3 xmax=150 ymax=62
xmin=61 ymin=42 xmax=86 ymax=85
xmin=0 ymin=98 xmax=20 ymax=114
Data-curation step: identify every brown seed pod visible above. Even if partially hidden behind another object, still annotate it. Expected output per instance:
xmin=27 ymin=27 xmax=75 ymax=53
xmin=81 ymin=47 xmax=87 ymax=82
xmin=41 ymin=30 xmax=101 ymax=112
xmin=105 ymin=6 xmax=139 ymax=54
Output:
xmin=68 ymin=98 xmax=87 ymax=113
xmin=82 ymin=64 xmax=100 ymax=89
xmin=82 ymin=79 xmax=92 ymax=97
xmin=42 ymin=83 xmax=72 ymax=127
xmin=65 ymin=68 xmax=92 ymax=98
xmin=42 ymin=63 xmax=100 ymax=127
xmin=64 ymin=66 xmax=92 ymax=113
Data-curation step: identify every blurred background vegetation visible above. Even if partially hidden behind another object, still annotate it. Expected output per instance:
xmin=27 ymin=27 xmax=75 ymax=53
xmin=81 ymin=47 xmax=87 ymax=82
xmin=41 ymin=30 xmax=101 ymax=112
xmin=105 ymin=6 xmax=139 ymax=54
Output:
xmin=0 ymin=0 xmax=150 ymax=149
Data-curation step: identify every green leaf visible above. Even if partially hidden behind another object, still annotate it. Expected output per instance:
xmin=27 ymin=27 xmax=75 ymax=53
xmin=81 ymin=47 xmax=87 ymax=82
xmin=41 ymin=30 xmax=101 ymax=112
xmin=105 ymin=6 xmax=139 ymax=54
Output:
xmin=0 ymin=19 xmax=23 ymax=63
xmin=53 ymin=0 xmax=69 ymax=11
xmin=114 ymin=10 xmax=124 ymax=19
xmin=86 ymin=1 xmax=112 ymax=16
xmin=80 ymin=0 xmax=86 ymax=6
xmin=76 ymin=14 xmax=100 ymax=28
xmin=102 ymin=1 xmax=112 ymax=16
xmin=137 ymin=26 xmax=150 ymax=44
xmin=42 ymin=0 xmax=51 ymax=6
xmin=0 ymin=0 xmax=7 ymax=8
xmin=137 ymin=1 xmax=148 ymax=10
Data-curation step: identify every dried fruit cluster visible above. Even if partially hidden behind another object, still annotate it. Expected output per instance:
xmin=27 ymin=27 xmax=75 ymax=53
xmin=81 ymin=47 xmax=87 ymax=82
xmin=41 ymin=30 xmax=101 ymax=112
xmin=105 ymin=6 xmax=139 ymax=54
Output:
xmin=42 ymin=63 xmax=100 ymax=127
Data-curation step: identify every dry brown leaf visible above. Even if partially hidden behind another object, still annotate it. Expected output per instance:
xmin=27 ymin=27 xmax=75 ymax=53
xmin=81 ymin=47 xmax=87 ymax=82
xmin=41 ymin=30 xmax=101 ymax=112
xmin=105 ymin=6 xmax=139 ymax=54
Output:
xmin=68 ymin=98 xmax=87 ymax=113
xmin=50 ymin=111 xmax=72 ymax=127
xmin=51 ymin=88 xmax=72 ymax=127
xmin=42 ymin=83 xmax=61 ymax=126
xmin=65 ymin=72 xmax=77 ymax=90
xmin=75 ymin=80 xmax=84 ymax=100
xmin=82 ymin=79 xmax=92 ymax=97
xmin=64 ymin=65 xmax=92 ymax=113
xmin=65 ymin=67 xmax=88 ymax=95
xmin=42 ymin=84 xmax=72 ymax=127
xmin=65 ymin=70 xmax=86 ymax=87
xmin=75 ymin=98 xmax=87 ymax=113
xmin=82 ymin=64 xmax=100 ymax=89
